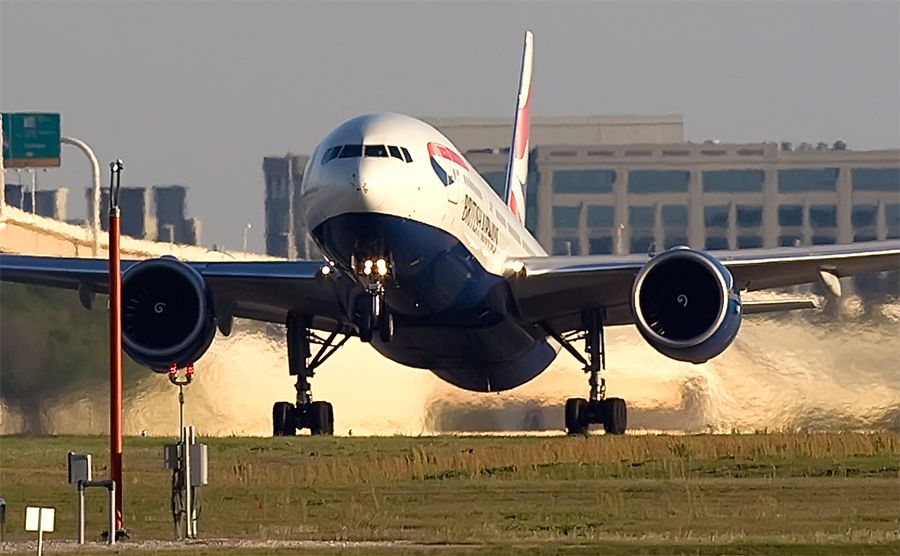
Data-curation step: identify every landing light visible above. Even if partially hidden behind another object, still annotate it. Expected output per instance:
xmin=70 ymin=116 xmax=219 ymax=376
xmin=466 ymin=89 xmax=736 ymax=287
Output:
xmin=376 ymin=259 xmax=388 ymax=276
xmin=321 ymin=265 xmax=331 ymax=276
xmin=511 ymin=260 xmax=525 ymax=274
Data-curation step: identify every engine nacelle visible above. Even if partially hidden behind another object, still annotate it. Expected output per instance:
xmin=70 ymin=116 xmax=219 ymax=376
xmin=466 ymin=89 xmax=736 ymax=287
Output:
xmin=631 ymin=247 xmax=742 ymax=363
xmin=121 ymin=257 xmax=216 ymax=371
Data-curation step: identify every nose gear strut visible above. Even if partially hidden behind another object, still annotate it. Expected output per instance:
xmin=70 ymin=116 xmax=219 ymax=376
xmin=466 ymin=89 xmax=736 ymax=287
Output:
xmin=352 ymin=255 xmax=394 ymax=343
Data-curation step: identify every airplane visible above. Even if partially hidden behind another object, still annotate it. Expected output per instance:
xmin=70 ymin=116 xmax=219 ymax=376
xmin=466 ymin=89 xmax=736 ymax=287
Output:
xmin=1 ymin=31 xmax=898 ymax=436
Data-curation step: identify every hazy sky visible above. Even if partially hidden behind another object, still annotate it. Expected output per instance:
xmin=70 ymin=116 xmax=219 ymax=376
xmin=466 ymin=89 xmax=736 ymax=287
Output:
xmin=2 ymin=1 xmax=898 ymax=251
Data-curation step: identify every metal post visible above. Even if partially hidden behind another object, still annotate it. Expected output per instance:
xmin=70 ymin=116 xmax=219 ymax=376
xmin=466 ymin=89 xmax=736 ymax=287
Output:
xmin=107 ymin=482 xmax=116 ymax=546
xmin=108 ymin=160 xmax=124 ymax=534
xmin=184 ymin=425 xmax=192 ymax=539
xmin=0 ymin=113 xmax=5 ymax=218
xmin=77 ymin=481 xmax=85 ymax=544
xmin=30 ymin=168 xmax=36 ymax=215
xmin=61 ymin=137 xmax=102 ymax=256
xmin=37 ymin=512 xmax=44 ymax=556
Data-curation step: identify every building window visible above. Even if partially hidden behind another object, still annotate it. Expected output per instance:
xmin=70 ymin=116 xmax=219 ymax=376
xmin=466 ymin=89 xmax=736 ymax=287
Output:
xmin=887 ymin=204 xmax=900 ymax=238
xmin=525 ymin=171 xmax=540 ymax=234
xmin=778 ymin=235 xmax=801 ymax=247
xmin=809 ymin=204 xmax=837 ymax=228
xmin=587 ymin=205 xmax=614 ymax=228
xmin=736 ymin=205 xmax=763 ymax=228
xmin=665 ymin=235 xmax=688 ymax=249
xmin=589 ymin=237 xmax=613 ymax=254
xmin=705 ymin=237 xmax=729 ymax=250
xmin=851 ymin=204 xmax=877 ymax=228
xmin=737 ymin=235 xmax=763 ymax=249
xmin=553 ymin=169 xmax=616 ymax=194
xmin=628 ymin=170 xmax=690 ymax=194
xmin=552 ymin=236 xmax=579 ymax=255
xmin=812 ymin=235 xmax=836 ymax=245
xmin=629 ymin=206 xmax=655 ymax=228
xmin=704 ymin=205 xmax=729 ymax=229
xmin=702 ymin=169 xmax=765 ymax=193
xmin=852 ymin=167 xmax=900 ymax=192
xmin=854 ymin=233 xmax=878 ymax=242
xmin=631 ymin=235 xmax=654 ymax=254
xmin=777 ymin=168 xmax=838 ymax=193
xmin=778 ymin=205 xmax=803 ymax=226
xmin=553 ymin=205 xmax=580 ymax=229
xmin=661 ymin=205 xmax=687 ymax=228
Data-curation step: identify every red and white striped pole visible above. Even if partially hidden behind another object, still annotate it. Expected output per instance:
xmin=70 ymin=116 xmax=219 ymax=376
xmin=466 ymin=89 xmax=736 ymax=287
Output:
xmin=108 ymin=159 xmax=124 ymax=535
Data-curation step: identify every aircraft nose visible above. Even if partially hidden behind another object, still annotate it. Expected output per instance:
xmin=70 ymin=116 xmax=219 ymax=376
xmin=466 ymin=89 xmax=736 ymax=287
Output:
xmin=356 ymin=157 xmax=387 ymax=210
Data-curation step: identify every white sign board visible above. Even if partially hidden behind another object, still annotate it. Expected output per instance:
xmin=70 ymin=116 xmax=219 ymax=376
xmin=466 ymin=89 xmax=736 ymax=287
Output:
xmin=25 ymin=507 xmax=55 ymax=532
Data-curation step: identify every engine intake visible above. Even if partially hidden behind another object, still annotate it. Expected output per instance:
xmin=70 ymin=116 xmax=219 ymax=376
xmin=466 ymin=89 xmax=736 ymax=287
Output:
xmin=631 ymin=247 xmax=742 ymax=363
xmin=121 ymin=257 xmax=216 ymax=371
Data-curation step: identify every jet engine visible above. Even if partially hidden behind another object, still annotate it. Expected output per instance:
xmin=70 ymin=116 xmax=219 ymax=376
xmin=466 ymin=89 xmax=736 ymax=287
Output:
xmin=121 ymin=257 xmax=216 ymax=371
xmin=631 ymin=247 xmax=742 ymax=363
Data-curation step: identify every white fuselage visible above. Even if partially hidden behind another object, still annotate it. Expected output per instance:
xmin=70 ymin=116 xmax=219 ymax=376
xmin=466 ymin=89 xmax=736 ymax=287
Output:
xmin=301 ymin=113 xmax=545 ymax=272
xmin=298 ymin=112 xmax=555 ymax=392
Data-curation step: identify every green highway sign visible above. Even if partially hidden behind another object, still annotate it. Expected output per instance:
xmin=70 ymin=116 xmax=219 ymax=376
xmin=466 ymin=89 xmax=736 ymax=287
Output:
xmin=2 ymin=112 xmax=61 ymax=168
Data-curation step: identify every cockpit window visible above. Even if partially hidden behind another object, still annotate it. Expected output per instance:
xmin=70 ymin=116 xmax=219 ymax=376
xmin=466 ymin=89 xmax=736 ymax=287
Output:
xmin=388 ymin=145 xmax=403 ymax=160
xmin=321 ymin=146 xmax=340 ymax=164
xmin=338 ymin=144 xmax=363 ymax=158
xmin=364 ymin=145 xmax=388 ymax=158
xmin=400 ymin=147 xmax=413 ymax=163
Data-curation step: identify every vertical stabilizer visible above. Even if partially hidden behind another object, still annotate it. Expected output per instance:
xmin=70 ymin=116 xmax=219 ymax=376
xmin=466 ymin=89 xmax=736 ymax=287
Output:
xmin=504 ymin=31 xmax=534 ymax=226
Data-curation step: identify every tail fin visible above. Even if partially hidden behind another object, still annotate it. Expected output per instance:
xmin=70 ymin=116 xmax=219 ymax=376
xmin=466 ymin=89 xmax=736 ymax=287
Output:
xmin=504 ymin=30 xmax=534 ymax=226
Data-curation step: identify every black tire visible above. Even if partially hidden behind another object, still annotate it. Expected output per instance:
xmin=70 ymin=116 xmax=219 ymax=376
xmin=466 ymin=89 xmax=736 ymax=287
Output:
xmin=272 ymin=401 xmax=296 ymax=436
xmin=378 ymin=311 xmax=394 ymax=343
xmin=565 ymin=398 xmax=589 ymax=435
xmin=358 ymin=314 xmax=374 ymax=343
xmin=308 ymin=401 xmax=335 ymax=436
xmin=601 ymin=397 xmax=627 ymax=435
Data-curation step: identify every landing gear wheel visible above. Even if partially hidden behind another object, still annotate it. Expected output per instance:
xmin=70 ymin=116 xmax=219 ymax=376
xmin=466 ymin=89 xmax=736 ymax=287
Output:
xmin=272 ymin=401 xmax=296 ymax=436
xmin=601 ymin=397 xmax=627 ymax=435
xmin=378 ymin=311 xmax=394 ymax=343
xmin=565 ymin=398 xmax=589 ymax=435
xmin=358 ymin=313 xmax=374 ymax=343
xmin=306 ymin=401 xmax=334 ymax=436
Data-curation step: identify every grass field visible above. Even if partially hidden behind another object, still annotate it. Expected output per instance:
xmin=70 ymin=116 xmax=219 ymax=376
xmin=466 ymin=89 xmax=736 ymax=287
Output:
xmin=0 ymin=433 xmax=898 ymax=554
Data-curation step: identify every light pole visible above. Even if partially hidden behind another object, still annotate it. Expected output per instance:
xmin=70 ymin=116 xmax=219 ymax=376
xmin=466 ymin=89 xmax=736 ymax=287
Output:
xmin=242 ymin=222 xmax=252 ymax=253
xmin=27 ymin=169 xmax=35 ymax=214
xmin=60 ymin=137 xmax=101 ymax=256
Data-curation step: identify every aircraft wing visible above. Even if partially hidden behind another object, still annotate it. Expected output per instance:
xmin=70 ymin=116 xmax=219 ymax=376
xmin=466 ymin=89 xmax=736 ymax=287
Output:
xmin=0 ymin=254 xmax=349 ymax=329
xmin=507 ymin=241 xmax=900 ymax=329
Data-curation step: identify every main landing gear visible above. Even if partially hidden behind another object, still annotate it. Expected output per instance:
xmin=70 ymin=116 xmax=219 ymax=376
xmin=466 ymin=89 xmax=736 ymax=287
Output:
xmin=543 ymin=309 xmax=627 ymax=435
xmin=272 ymin=313 xmax=349 ymax=436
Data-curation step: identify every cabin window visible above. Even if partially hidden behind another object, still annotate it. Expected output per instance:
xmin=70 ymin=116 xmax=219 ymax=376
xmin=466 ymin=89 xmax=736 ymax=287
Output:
xmin=388 ymin=145 xmax=403 ymax=160
xmin=321 ymin=146 xmax=340 ymax=164
xmin=338 ymin=144 xmax=363 ymax=158
xmin=400 ymin=147 xmax=413 ymax=163
xmin=365 ymin=145 xmax=388 ymax=157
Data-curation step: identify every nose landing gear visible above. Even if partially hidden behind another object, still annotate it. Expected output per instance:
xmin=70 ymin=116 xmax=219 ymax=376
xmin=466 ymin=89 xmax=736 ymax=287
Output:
xmin=353 ymin=255 xmax=394 ymax=344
